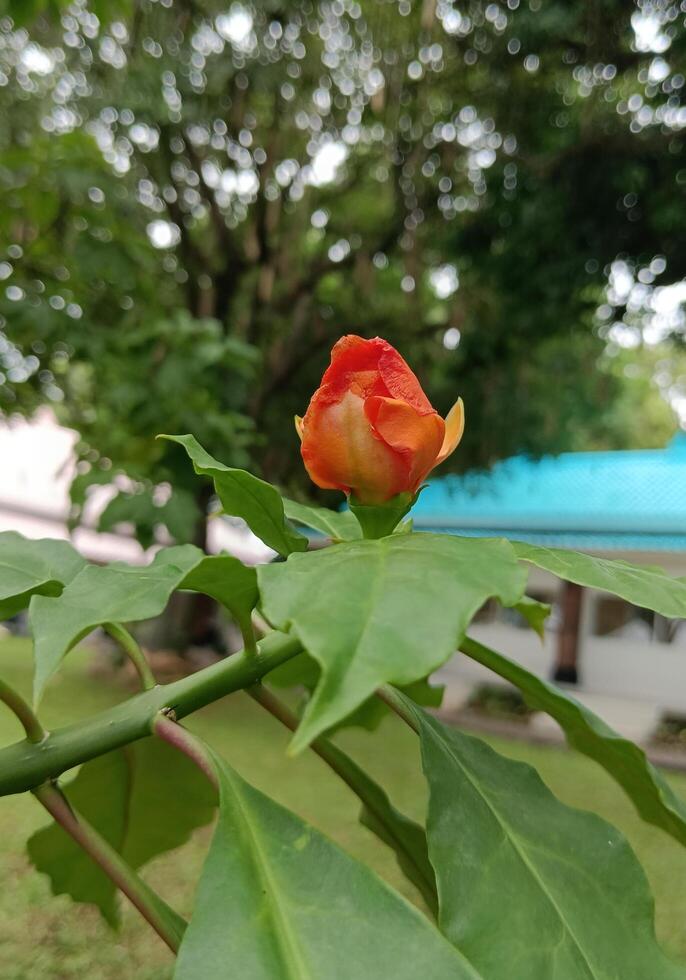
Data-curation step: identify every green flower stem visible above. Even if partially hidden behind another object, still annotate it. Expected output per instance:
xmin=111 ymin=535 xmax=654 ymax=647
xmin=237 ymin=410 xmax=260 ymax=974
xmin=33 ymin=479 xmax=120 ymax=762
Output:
xmin=0 ymin=630 xmax=303 ymax=797
xmin=349 ymin=493 xmax=415 ymax=539
xmin=33 ymin=781 xmax=185 ymax=953
xmin=104 ymin=622 xmax=157 ymax=691
xmin=376 ymin=684 xmax=420 ymax=734
xmin=0 ymin=678 xmax=46 ymax=743
xmin=152 ymin=712 xmax=218 ymax=792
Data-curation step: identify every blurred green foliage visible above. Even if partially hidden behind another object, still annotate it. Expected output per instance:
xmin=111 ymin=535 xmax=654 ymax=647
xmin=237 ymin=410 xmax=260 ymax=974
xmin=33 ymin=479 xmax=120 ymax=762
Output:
xmin=0 ymin=0 xmax=683 ymax=541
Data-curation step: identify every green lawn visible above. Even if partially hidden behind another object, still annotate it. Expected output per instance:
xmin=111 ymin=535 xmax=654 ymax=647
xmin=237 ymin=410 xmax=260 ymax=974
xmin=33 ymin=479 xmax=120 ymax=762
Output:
xmin=1 ymin=635 xmax=685 ymax=979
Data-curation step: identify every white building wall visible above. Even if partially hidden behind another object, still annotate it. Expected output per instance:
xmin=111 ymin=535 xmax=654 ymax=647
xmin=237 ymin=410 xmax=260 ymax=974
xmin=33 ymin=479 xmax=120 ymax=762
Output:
xmin=0 ymin=411 xmax=273 ymax=564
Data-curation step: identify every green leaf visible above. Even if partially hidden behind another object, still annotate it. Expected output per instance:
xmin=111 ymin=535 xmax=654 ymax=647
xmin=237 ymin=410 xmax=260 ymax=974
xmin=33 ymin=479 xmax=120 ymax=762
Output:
xmin=28 ymin=738 xmax=215 ymax=927
xmin=30 ymin=545 xmax=202 ymax=703
xmin=159 ymin=434 xmax=307 ymax=556
xmin=513 ymin=540 xmax=686 ymax=619
xmin=461 ymin=635 xmax=686 ymax=849
xmin=282 ymin=498 xmax=361 ymax=541
xmin=399 ymin=695 xmax=685 ymax=980
xmin=30 ymin=546 xmax=258 ymax=703
xmin=511 ymin=595 xmax=551 ymax=638
xmin=258 ymin=533 xmax=525 ymax=751
xmin=174 ymin=752 xmax=480 ymax=980
xmin=319 ymin=739 xmax=437 ymax=914
xmin=266 ymin=653 xmax=444 ymax=734
xmin=0 ymin=532 xmax=87 ymax=621
xmin=181 ymin=555 xmax=258 ymax=642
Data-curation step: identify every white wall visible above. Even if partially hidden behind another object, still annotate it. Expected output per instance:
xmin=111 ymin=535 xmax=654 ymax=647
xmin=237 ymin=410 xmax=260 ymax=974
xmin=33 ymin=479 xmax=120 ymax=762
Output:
xmin=0 ymin=411 xmax=274 ymax=564
xmin=464 ymin=621 xmax=686 ymax=709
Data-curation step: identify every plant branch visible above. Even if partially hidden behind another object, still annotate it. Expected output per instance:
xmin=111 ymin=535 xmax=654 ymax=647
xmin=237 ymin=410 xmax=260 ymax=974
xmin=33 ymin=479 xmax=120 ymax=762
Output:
xmin=33 ymin=781 xmax=185 ymax=953
xmin=250 ymin=686 xmax=361 ymax=786
xmin=0 ymin=631 xmax=303 ymax=797
xmin=0 ymin=678 xmax=46 ymax=743
xmin=153 ymin=712 xmax=218 ymax=791
xmin=376 ymin=685 xmax=420 ymax=734
xmin=104 ymin=622 xmax=157 ymax=691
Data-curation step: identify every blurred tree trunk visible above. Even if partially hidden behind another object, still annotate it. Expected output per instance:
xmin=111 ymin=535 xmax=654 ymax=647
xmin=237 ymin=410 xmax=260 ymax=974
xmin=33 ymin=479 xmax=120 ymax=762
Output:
xmin=142 ymin=484 xmax=225 ymax=658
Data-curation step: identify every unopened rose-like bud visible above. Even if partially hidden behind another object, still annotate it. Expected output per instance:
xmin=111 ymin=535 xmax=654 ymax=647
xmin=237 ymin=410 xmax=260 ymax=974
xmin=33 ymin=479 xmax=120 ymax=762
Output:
xmin=296 ymin=335 xmax=464 ymax=504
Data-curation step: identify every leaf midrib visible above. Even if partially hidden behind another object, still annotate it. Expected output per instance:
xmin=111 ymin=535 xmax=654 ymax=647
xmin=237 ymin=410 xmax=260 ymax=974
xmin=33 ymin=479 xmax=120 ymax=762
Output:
xmin=224 ymin=768 xmax=312 ymax=980
xmin=426 ymin=723 xmax=598 ymax=980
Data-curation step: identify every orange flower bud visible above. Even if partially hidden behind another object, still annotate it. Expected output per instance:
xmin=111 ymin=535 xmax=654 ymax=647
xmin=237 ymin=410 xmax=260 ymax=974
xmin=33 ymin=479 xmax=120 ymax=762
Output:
xmin=297 ymin=335 xmax=464 ymax=504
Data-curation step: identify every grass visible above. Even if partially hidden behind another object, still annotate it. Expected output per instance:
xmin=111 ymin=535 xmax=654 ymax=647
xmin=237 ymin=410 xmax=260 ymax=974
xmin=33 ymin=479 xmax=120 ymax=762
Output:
xmin=1 ymin=635 xmax=685 ymax=978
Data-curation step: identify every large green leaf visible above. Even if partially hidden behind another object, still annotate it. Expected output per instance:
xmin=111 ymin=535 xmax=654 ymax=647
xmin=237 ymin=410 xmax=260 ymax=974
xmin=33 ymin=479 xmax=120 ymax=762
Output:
xmin=461 ymin=635 xmax=686 ymax=848
xmin=513 ymin=540 xmax=686 ymax=619
xmin=30 ymin=545 xmax=201 ymax=702
xmin=174 ymin=753 xmax=479 ymax=980
xmin=283 ymin=498 xmax=362 ymax=541
xmin=319 ymin=739 xmax=437 ymax=913
xmin=0 ymin=532 xmax=86 ymax=621
xmin=28 ymin=738 xmax=215 ymax=927
xmin=399 ymin=695 xmax=685 ymax=980
xmin=160 ymin=434 xmax=307 ymax=556
xmin=30 ymin=547 xmax=257 ymax=703
xmin=258 ymin=533 xmax=526 ymax=751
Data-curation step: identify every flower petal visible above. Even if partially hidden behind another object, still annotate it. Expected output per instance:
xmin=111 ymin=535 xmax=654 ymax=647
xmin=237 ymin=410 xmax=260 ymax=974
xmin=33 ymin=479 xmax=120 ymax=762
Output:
xmin=433 ymin=397 xmax=465 ymax=467
xmin=317 ymin=335 xmax=435 ymax=413
xmin=377 ymin=345 xmax=434 ymax=415
xmin=301 ymin=389 xmax=407 ymax=501
xmin=317 ymin=335 xmax=387 ymax=401
xmin=365 ymin=395 xmax=445 ymax=490
xmin=294 ymin=415 xmax=304 ymax=442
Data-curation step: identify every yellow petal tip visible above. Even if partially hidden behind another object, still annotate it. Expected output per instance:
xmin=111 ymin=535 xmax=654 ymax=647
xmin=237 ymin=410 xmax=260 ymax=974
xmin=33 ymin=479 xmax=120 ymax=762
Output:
xmin=435 ymin=397 xmax=464 ymax=467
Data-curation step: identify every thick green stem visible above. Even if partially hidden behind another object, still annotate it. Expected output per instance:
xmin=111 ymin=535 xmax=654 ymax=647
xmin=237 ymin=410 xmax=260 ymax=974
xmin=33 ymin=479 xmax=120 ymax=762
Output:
xmin=0 ymin=631 xmax=302 ymax=797
xmin=0 ymin=678 xmax=46 ymax=743
xmin=376 ymin=684 xmax=420 ymax=734
xmin=33 ymin=781 xmax=185 ymax=953
xmin=153 ymin=712 xmax=218 ymax=791
xmin=104 ymin=622 xmax=157 ymax=691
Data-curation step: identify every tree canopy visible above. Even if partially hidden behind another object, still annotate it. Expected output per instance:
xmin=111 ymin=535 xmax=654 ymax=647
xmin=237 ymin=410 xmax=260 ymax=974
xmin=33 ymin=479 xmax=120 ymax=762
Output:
xmin=0 ymin=0 xmax=683 ymax=541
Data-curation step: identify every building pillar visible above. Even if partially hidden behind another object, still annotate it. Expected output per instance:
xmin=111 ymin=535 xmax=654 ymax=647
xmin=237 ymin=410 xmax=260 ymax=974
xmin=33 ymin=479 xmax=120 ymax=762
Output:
xmin=553 ymin=581 xmax=584 ymax=684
